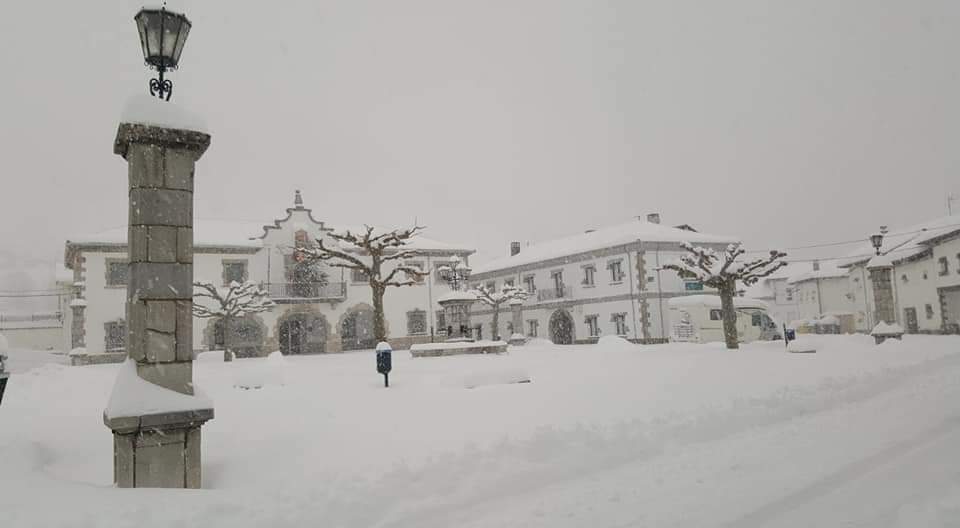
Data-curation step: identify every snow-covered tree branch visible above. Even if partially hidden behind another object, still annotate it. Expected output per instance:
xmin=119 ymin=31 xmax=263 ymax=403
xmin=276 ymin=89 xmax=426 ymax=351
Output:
xmin=298 ymin=225 xmax=429 ymax=343
xmin=193 ymin=280 xmax=275 ymax=361
xmin=468 ymin=284 xmax=529 ymax=341
xmin=663 ymin=242 xmax=786 ymax=349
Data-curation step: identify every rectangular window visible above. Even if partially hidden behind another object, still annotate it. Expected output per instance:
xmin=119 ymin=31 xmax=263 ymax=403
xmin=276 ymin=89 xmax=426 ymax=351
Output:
xmin=925 ymin=304 xmax=934 ymax=320
xmin=485 ymin=281 xmax=496 ymax=292
xmin=527 ymin=319 xmax=539 ymax=338
xmin=222 ymin=260 xmax=248 ymax=285
xmin=608 ymin=260 xmax=624 ymax=283
xmin=585 ymin=315 xmax=599 ymax=337
xmin=939 ymin=256 xmax=949 ymax=276
xmin=751 ymin=313 xmax=762 ymax=327
xmin=523 ymin=275 xmax=536 ymax=293
xmin=551 ymin=270 xmax=564 ymax=297
xmin=785 ymin=287 xmax=793 ymax=301
xmin=106 ymin=260 xmax=128 ymax=286
xmin=582 ymin=265 xmax=596 ymax=287
xmin=351 ymin=268 xmax=369 ymax=283
xmin=504 ymin=278 xmax=515 ymax=288
xmin=611 ymin=313 xmax=628 ymax=336
xmin=709 ymin=309 xmax=723 ymax=321
xmin=406 ymin=310 xmax=427 ymax=335
xmin=104 ymin=320 xmax=126 ymax=352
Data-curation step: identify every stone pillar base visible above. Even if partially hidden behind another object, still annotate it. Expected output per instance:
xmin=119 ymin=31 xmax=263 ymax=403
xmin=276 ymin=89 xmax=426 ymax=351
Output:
xmin=104 ymin=409 xmax=213 ymax=488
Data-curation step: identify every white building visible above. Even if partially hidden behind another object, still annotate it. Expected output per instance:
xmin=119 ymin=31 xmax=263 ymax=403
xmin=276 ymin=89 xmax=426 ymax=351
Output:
xmin=63 ymin=192 xmax=473 ymax=356
xmin=743 ymin=263 xmax=807 ymax=326
xmin=785 ymin=261 xmax=858 ymax=331
xmin=840 ymin=215 xmax=960 ymax=334
xmin=468 ymin=215 xmax=738 ymax=344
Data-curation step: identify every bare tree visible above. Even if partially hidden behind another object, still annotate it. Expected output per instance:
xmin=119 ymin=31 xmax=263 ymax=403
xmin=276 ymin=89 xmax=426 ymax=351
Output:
xmin=469 ymin=283 xmax=529 ymax=341
xmin=193 ymin=280 xmax=275 ymax=361
xmin=663 ymin=243 xmax=786 ymax=349
xmin=299 ymin=225 xmax=429 ymax=343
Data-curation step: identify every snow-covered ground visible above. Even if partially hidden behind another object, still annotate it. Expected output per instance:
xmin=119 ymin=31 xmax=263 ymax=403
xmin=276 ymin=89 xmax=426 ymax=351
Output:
xmin=2 ymin=336 xmax=959 ymax=527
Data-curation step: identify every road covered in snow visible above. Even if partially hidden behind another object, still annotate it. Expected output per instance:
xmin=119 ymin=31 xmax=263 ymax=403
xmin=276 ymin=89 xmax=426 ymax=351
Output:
xmin=1 ymin=335 xmax=959 ymax=527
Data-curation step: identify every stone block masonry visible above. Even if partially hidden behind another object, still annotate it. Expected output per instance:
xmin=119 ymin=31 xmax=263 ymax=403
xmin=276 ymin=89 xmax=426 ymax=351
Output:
xmin=105 ymin=122 xmax=213 ymax=489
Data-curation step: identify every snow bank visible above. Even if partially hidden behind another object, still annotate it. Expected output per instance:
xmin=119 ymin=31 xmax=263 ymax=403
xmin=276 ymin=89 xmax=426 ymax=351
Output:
xmin=68 ymin=347 xmax=87 ymax=356
xmin=120 ymin=94 xmax=208 ymax=132
xmin=104 ymin=359 xmax=212 ymax=419
xmin=872 ymin=322 xmax=905 ymax=335
xmin=233 ymin=352 xmax=286 ymax=390
xmin=525 ymin=338 xmax=554 ymax=347
xmin=597 ymin=335 xmax=635 ymax=349
xmin=409 ymin=340 xmax=505 ymax=352
xmin=463 ymin=368 xmax=531 ymax=389
xmin=437 ymin=291 xmax=477 ymax=303
xmin=787 ymin=338 xmax=817 ymax=353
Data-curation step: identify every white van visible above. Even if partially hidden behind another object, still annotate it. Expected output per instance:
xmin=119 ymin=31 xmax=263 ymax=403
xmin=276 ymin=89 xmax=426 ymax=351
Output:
xmin=667 ymin=295 xmax=782 ymax=344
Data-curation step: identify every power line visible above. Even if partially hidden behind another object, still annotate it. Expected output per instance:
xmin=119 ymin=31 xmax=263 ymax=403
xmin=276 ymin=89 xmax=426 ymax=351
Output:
xmin=741 ymin=220 xmax=960 ymax=255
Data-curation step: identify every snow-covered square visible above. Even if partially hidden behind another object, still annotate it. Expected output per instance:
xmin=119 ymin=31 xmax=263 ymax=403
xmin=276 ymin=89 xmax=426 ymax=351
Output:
xmin=3 ymin=336 xmax=960 ymax=527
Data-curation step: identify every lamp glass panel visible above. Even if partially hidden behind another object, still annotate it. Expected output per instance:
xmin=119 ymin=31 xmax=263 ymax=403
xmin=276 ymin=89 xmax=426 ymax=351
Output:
xmin=172 ymin=22 xmax=191 ymax=64
xmin=143 ymin=12 xmax=162 ymax=59
xmin=161 ymin=15 xmax=181 ymax=63
xmin=135 ymin=15 xmax=150 ymax=59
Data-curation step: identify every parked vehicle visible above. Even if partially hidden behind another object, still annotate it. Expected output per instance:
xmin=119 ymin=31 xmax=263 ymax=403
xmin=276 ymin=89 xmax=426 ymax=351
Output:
xmin=667 ymin=295 xmax=782 ymax=344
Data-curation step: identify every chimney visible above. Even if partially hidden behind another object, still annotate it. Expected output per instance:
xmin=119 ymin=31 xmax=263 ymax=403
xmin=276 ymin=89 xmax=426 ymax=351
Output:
xmin=813 ymin=260 xmax=821 ymax=272
xmin=646 ymin=213 xmax=661 ymax=224
xmin=510 ymin=241 xmax=521 ymax=256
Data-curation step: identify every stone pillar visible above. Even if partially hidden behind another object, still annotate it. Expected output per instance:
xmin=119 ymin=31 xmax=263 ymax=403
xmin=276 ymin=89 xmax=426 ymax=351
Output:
xmin=104 ymin=122 xmax=213 ymax=489
xmin=70 ymin=304 xmax=86 ymax=349
xmin=869 ymin=265 xmax=896 ymax=324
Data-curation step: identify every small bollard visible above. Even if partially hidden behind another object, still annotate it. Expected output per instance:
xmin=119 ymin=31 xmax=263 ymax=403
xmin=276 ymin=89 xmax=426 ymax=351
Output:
xmin=376 ymin=341 xmax=392 ymax=388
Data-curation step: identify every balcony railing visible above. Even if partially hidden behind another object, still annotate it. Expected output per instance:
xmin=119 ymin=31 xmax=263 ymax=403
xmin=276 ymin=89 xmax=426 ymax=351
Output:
xmin=263 ymin=282 xmax=347 ymax=303
xmin=537 ymin=285 xmax=571 ymax=302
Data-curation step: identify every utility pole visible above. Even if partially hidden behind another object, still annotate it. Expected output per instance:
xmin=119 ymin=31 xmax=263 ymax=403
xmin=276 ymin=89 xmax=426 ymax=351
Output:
xmin=948 ymin=193 xmax=957 ymax=216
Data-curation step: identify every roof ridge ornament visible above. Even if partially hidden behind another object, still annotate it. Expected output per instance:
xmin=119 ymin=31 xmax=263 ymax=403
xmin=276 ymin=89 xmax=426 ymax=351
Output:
xmin=294 ymin=189 xmax=304 ymax=209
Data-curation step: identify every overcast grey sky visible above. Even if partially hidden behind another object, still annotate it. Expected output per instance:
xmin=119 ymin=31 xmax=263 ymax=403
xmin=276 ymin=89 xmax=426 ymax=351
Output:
xmin=1 ymin=0 xmax=958 ymax=286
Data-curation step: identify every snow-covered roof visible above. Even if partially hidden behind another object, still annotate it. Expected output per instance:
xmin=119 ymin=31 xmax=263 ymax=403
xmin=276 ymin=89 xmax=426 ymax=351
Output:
xmin=473 ymin=219 xmax=737 ymax=275
xmin=330 ymin=225 xmax=474 ymax=253
xmin=743 ymin=261 xmax=812 ymax=298
xmin=67 ymin=219 xmax=266 ymax=249
xmin=839 ymin=215 xmax=960 ymax=267
xmin=667 ymin=295 xmax=769 ymax=310
xmin=437 ymin=291 xmax=477 ymax=303
xmin=786 ymin=265 xmax=848 ymax=284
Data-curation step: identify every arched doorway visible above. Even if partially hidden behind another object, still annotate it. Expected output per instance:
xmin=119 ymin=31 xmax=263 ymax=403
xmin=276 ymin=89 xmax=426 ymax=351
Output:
xmin=340 ymin=305 xmax=376 ymax=351
xmin=279 ymin=312 xmax=327 ymax=355
xmin=549 ymin=309 xmax=575 ymax=345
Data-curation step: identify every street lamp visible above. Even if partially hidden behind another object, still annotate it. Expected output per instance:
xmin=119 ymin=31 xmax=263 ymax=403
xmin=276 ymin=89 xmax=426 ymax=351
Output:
xmin=439 ymin=254 xmax=471 ymax=291
xmin=134 ymin=5 xmax=192 ymax=101
xmin=870 ymin=233 xmax=884 ymax=256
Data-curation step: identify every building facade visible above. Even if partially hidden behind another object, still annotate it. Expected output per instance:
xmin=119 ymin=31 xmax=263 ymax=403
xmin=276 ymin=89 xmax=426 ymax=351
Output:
xmin=468 ymin=216 xmax=738 ymax=344
xmin=840 ymin=215 xmax=960 ymax=334
xmin=63 ymin=192 xmax=472 ymax=356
